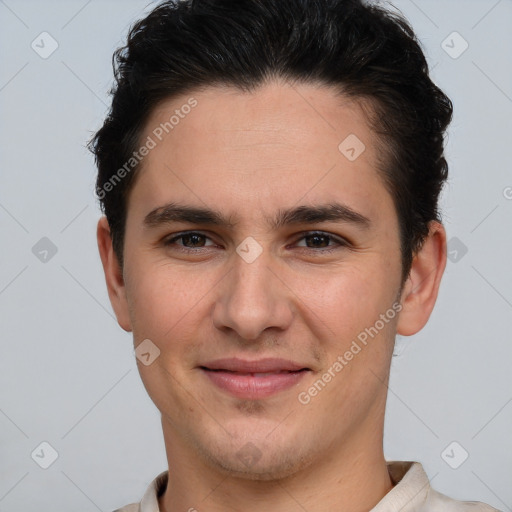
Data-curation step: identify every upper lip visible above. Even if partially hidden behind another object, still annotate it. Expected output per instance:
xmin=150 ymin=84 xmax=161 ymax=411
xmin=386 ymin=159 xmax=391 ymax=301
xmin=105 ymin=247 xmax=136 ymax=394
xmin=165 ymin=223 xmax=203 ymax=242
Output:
xmin=200 ymin=357 xmax=309 ymax=373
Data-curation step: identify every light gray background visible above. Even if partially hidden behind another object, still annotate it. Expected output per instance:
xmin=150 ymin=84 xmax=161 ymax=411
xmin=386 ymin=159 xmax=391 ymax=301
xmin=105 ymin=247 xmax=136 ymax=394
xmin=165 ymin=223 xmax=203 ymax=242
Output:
xmin=0 ymin=0 xmax=511 ymax=510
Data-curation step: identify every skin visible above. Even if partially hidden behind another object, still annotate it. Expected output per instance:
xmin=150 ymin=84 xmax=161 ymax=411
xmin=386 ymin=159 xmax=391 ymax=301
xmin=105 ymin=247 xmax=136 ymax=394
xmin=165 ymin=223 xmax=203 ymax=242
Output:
xmin=97 ymin=80 xmax=446 ymax=512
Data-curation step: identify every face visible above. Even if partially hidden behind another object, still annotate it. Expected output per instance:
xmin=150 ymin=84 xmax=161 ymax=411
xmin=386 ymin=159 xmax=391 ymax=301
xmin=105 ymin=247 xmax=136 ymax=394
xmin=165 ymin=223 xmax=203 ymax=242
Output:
xmin=100 ymin=80 xmax=428 ymax=480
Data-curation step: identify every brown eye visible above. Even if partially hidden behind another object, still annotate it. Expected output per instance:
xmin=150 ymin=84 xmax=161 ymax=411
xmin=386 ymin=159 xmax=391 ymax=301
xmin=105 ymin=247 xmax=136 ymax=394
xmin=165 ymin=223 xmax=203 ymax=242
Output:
xmin=164 ymin=232 xmax=215 ymax=249
xmin=303 ymin=233 xmax=330 ymax=248
xmin=295 ymin=231 xmax=347 ymax=252
xmin=180 ymin=233 xmax=206 ymax=247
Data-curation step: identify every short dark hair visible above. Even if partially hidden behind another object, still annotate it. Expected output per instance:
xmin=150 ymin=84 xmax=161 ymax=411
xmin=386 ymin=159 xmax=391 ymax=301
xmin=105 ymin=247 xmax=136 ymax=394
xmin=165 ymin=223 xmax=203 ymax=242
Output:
xmin=89 ymin=0 xmax=453 ymax=281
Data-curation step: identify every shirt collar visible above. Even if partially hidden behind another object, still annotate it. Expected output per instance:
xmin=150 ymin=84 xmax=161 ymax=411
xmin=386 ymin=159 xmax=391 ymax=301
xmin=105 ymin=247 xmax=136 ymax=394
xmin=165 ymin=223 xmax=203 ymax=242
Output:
xmin=371 ymin=461 xmax=430 ymax=511
xmin=139 ymin=470 xmax=167 ymax=512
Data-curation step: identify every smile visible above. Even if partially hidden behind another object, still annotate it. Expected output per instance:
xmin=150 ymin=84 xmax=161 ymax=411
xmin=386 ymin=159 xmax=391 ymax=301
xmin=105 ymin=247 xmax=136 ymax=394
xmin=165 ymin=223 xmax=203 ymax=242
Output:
xmin=199 ymin=358 xmax=311 ymax=399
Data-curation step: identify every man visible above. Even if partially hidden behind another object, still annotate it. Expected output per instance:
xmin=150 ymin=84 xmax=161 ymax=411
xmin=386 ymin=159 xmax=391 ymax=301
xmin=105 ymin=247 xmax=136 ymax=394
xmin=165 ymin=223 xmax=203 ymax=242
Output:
xmin=90 ymin=0 xmax=499 ymax=510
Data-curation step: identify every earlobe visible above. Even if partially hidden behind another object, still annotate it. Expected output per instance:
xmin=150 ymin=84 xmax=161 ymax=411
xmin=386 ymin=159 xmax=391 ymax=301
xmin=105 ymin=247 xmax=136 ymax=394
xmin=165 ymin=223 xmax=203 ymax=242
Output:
xmin=396 ymin=221 xmax=447 ymax=336
xmin=97 ymin=216 xmax=133 ymax=332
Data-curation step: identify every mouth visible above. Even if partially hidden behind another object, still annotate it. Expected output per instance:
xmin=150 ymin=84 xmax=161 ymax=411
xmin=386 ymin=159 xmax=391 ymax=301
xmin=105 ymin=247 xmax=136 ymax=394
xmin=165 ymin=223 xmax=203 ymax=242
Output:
xmin=199 ymin=358 xmax=311 ymax=399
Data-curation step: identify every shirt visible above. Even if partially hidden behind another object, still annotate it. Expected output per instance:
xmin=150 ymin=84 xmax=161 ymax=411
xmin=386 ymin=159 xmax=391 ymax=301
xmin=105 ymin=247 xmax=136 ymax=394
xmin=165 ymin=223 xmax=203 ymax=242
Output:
xmin=113 ymin=460 xmax=501 ymax=512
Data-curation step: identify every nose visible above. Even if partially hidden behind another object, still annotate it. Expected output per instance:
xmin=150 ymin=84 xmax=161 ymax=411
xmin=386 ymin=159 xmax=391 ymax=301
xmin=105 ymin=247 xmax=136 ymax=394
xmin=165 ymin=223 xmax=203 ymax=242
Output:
xmin=212 ymin=247 xmax=294 ymax=341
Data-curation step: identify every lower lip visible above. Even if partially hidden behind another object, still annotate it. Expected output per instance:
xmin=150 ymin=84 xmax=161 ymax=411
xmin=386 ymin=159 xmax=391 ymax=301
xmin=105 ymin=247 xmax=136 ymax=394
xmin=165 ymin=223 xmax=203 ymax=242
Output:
xmin=201 ymin=368 xmax=309 ymax=399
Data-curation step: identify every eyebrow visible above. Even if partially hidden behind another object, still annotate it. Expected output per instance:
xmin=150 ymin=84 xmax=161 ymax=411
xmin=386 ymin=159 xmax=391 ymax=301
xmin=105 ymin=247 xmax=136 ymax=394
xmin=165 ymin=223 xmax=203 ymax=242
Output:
xmin=143 ymin=201 xmax=371 ymax=230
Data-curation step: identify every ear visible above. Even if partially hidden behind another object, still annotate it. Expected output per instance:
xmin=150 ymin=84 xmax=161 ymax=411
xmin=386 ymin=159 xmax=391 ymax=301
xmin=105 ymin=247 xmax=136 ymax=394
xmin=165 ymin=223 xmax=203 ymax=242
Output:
xmin=397 ymin=221 xmax=447 ymax=336
xmin=97 ymin=216 xmax=132 ymax=332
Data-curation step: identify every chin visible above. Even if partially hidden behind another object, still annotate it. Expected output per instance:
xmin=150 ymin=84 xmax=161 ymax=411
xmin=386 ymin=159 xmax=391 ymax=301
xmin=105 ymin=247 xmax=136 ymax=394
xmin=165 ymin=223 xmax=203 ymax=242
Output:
xmin=215 ymin=460 xmax=307 ymax=482
xmin=200 ymin=440 xmax=314 ymax=482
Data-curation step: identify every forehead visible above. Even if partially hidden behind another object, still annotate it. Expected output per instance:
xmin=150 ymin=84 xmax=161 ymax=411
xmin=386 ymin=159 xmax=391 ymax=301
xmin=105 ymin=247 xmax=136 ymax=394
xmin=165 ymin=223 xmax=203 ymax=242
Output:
xmin=128 ymin=80 xmax=393 ymax=228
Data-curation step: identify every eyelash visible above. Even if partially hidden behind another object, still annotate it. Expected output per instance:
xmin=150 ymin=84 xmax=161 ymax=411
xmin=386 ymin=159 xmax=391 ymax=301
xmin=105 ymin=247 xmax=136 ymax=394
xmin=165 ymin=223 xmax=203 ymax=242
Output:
xmin=163 ymin=231 xmax=349 ymax=254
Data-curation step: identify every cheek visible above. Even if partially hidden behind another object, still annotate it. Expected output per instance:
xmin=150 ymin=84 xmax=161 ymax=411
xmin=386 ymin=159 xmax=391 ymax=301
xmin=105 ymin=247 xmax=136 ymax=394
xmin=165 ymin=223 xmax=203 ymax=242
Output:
xmin=302 ymin=262 xmax=397 ymax=334
xmin=124 ymin=260 xmax=202 ymax=342
xmin=304 ymin=268 xmax=398 ymax=416
xmin=297 ymin=256 xmax=401 ymax=388
xmin=125 ymin=264 xmax=207 ymax=407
